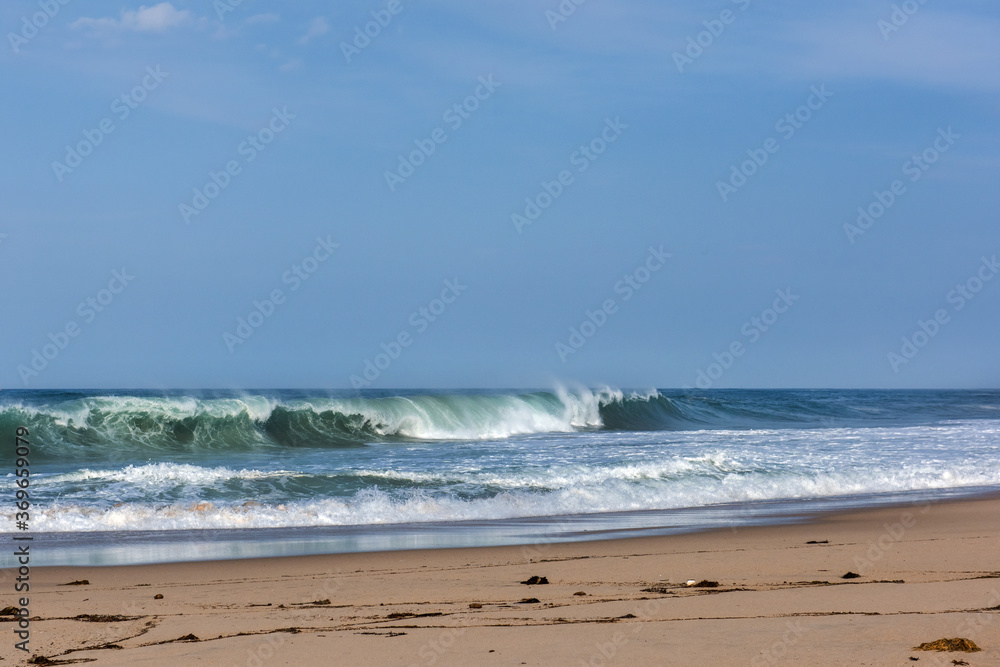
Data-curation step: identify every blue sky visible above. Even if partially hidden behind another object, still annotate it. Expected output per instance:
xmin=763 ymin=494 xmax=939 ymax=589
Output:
xmin=2 ymin=0 xmax=998 ymax=389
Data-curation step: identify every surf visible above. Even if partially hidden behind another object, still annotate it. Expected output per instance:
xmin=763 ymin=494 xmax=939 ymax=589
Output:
xmin=3 ymin=388 xmax=999 ymax=459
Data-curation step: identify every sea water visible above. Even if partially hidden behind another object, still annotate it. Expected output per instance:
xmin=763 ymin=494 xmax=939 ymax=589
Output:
xmin=2 ymin=388 xmax=998 ymax=564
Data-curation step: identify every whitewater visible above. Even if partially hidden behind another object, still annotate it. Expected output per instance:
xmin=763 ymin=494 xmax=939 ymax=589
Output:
xmin=2 ymin=388 xmax=999 ymax=562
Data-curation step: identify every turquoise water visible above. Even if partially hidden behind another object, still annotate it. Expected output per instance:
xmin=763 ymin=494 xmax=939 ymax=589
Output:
xmin=2 ymin=388 xmax=998 ymax=564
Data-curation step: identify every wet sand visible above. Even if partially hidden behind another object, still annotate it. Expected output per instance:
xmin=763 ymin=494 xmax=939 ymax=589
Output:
xmin=4 ymin=496 xmax=999 ymax=666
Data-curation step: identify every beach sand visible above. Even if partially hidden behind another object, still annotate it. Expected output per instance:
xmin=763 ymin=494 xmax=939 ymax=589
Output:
xmin=4 ymin=496 xmax=999 ymax=666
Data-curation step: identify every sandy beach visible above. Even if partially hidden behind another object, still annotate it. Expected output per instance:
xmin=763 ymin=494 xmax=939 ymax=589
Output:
xmin=4 ymin=495 xmax=999 ymax=666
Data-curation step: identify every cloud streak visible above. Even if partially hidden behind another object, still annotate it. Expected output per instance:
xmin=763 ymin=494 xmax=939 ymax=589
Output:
xmin=298 ymin=17 xmax=329 ymax=45
xmin=72 ymin=2 xmax=192 ymax=35
xmin=782 ymin=11 xmax=1000 ymax=92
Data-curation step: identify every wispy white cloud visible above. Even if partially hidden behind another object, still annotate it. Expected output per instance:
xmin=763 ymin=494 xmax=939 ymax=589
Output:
xmin=781 ymin=11 xmax=1000 ymax=92
xmin=298 ymin=17 xmax=329 ymax=45
xmin=663 ymin=3 xmax=1000 ymax=94
xmin=72 ymin=2 xmax=192 ymax=34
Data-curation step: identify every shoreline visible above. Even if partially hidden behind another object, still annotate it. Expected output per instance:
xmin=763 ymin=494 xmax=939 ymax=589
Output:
xmin=12 ymin=484 xmax=1000 ymax=568
xmin=5 ymin=495 xmax=999 ymax=665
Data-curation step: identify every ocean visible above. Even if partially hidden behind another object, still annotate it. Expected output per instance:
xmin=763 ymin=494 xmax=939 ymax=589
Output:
xmin=3 ymin=388 xmax=999 ymax=565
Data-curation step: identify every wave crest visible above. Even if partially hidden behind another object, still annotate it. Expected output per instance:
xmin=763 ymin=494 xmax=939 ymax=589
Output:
xmin=6 ymin=388 xmax=997 ymax=458
xmin=1 ymin=388 xmax=678 ymax=457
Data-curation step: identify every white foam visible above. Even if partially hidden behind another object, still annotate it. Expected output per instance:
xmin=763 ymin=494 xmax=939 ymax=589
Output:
xmin=295 ymin=390 xmax=617 ymax=440
xmin=6 ymin=415 xmax=1000 ymax=533
xmin=12 ymin=394 xmax=282 ymax=428
xmin=48 ymin=463 xmax=276 ymax=486
xmin=12 ymin=456 xmax=1000 ymax=532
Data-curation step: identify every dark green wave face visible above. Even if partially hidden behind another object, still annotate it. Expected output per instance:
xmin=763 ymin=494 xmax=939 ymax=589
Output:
xmin=3 ymin=389 xmax=1000 ymax=539
xmin=3 ymin=388 xmax=999 ymax=460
